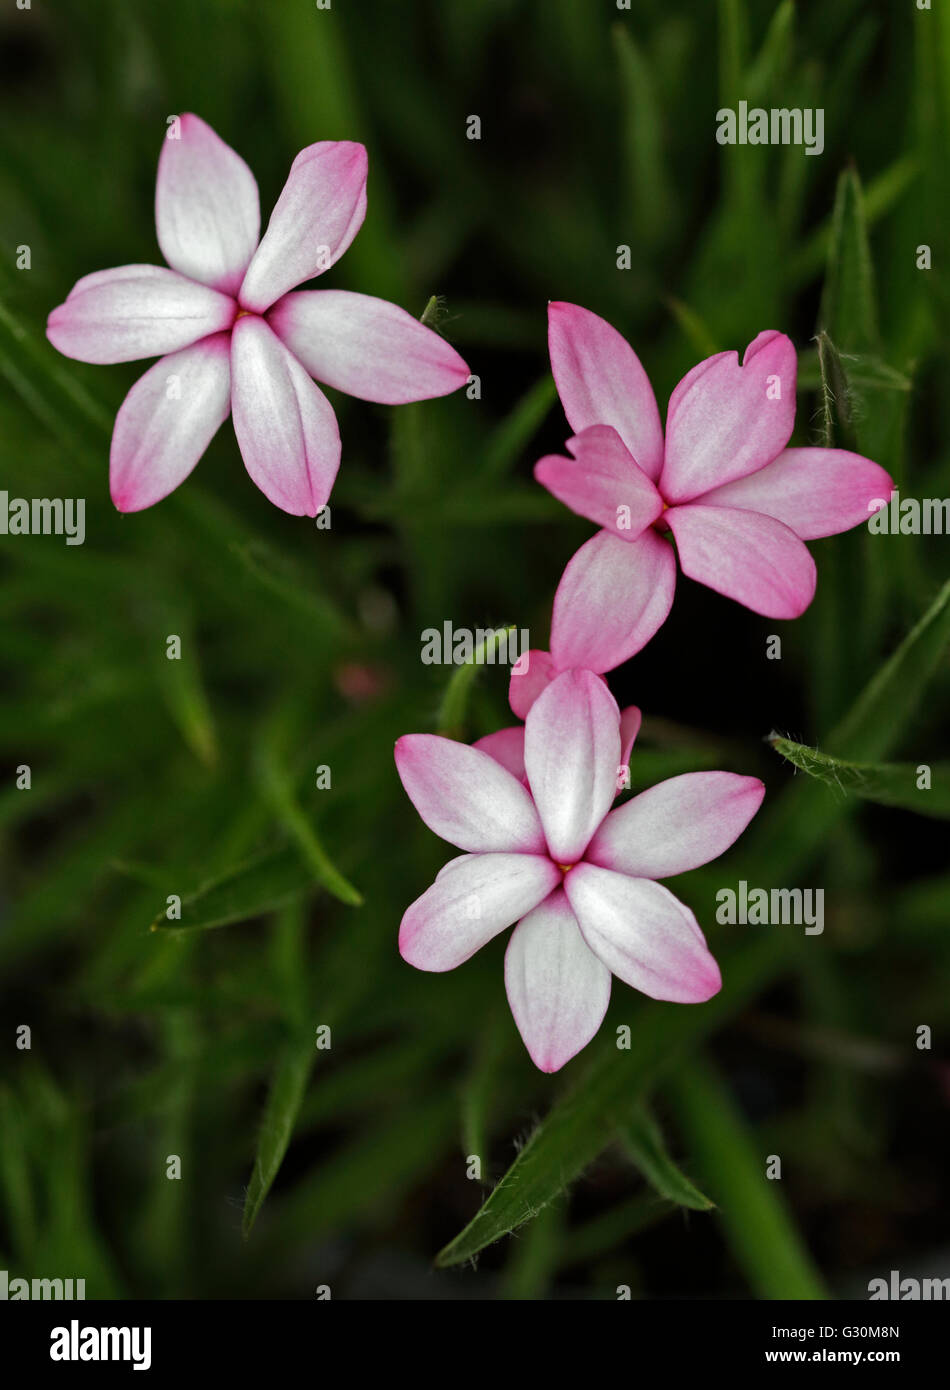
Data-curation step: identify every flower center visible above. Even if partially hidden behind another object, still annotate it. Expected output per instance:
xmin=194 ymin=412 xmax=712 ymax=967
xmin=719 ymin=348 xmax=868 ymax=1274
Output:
xmin=652 ymin=499 xmax=671 ymax=532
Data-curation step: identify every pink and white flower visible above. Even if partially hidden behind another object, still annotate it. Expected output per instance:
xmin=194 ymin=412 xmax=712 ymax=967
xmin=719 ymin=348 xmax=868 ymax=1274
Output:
xmin=532 ymin=302 xmax=894 ymax=678
xmin=395 ymin=669 xmax=763 ymax=1072
xmin=47 ymin=114 xmax=469 ymax=516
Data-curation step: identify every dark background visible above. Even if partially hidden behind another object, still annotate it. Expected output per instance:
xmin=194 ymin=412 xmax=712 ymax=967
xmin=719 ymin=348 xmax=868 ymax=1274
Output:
xmin=0 ymin=0 xmax=948 ymax=1299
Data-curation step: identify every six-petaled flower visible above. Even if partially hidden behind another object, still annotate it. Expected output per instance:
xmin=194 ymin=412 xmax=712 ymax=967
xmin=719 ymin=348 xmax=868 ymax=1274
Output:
xmin=395 ymin=670 xmax=764 ymax=1072
xmin=531 ymin=301 xmax=894 ymax=680
xmin=47 ymin=114 xmax=470 ymax=516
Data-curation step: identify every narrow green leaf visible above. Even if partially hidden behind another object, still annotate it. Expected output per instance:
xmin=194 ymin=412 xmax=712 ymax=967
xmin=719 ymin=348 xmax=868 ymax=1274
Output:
xmin=241 ymin=904 xmax=315 ymax=1237
xmin=613 ymin=24 xmax=673 ymax=248
xmin=460 ymin=1010 xmax=505 ymax=1168
xmin=243 ymin=1037 xmax=314 ymax=1238
xmin=743 ymin=577 xmax=950 ymax=874
xmin=717 ymin=0 xmax=748 ymax=108
xmin=136 ymin=1011 xmax=197 ymax=1287
xmin=819 ymin=167 xmax=880 ymax=355
xmin=744 ymin=0 xmax=794 ymax=105
xmin=437 ymin=625 xmax=519 ymax=737
xmin=798 ymin=347 xmax=912 ymax=395
xmin=435 ymin=933 xmax=787 ymax=1267
xmin=499 ymin=1202 xmax=563 ymax=1301
xmin=157 ymin=630 xmax=218 ymax=768
xmin=670 ymin=1057 xmax=827 ymax=1299
xmin=768 ymin=735 xmax=950 ymax=818
xmin=816 ymin=330 xmax=857 ymax=450
xmin=481 ymin=375 xmax=557 ymax=479
xmin=831 ymin=577 xmax=950 ymax=760
xmin=788 ymin=155 xmax=918 ymax=288
xmin=149 ymin=845 xmax=313 ymax=933
xmin=621 ymin=1106 xmax=714 ymax=1211
xmin=257 ymin=745 xmax=363 ymax=908
xmin=665 ymin=297 xmax=721 ymax=359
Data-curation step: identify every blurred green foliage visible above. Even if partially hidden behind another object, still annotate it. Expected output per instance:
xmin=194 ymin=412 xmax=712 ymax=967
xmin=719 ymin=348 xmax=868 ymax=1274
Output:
xmin=0 ymin=0 xmax=948 ymax=1299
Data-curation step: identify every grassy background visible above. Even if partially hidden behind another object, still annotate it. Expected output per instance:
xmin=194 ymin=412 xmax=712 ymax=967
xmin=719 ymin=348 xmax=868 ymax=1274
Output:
xmin=0 ymin=0 xmax=948 ymax=1299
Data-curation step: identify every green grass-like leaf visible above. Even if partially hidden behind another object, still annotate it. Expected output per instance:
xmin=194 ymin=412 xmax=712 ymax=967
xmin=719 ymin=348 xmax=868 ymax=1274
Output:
xmin=820 ymin=166 xmax=880 ymax=356
xmin=437 ymin=625 xmax=520 ymax=737
xmin=768 ymin=735 xmax=950 ymax=817
xmin=670 ymin=1057 xmax=827 ymax=1299
xmin=621 ymin=1105 xmax=714 ymax=1211
xmin=435 ymin=934 xmax=786 ymax=1268
xmin=243 ymin=1038 xmax=315 ymax=1238
xmin=149 ymin=846 xmax=314 ymax=933
xmin=831 ymin=577 xmax=950 ymax=760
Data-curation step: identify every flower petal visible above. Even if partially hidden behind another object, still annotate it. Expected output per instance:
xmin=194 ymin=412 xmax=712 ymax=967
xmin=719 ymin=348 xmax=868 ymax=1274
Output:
xmin=508 ymin=648 xmax=558 ymax=719
xmin=504 ymin=888 xmax=611 ymax=1072
xmin=399 ymin=853 xmax=560 ymax=971
xmin=47 ymin=265 xmax=236 ymax=364
xmin=548 ymin=302 xmax=664 ymax=480
xmin=565 ymin=863 xmax=721 ymax=1003
xmin=472 ymin=726 xmax=526 ymax=783
xmin=155 ymin=113 xmax=260 ymax=296
xmin=696 ymin=447 xmax=895 ymax=540
xmin=586 ymin=771 xmax=764 ymax=878
xmin=395 ymin=733 xmax=545 ymax=853
xmin=619 ymin=705 xmax=642 ymax=769
xmin=660 ymin=332 xmax=797 ymax=503
xmin=534 ymin=425 xmax=664 ymax=538
xmin=239 ymin=142 xmax=368 ymax=312
xmin=436 ymin=854 xmax=470 ymax=880
xmin=230 ymin=315 xmax=340 ymax=516
xmin=665 ymin=503 xmax=816 ymax=618
xmin=666 ymin=350 xmax=731 ymax=421
xmin=524 ymin=669 xmax=621 ymax=864
xmin=550 ymin=528 xmax=676 ymax=674
xmin=267 ymin=290 xmax=469 ymax=403
xmin=109 ymin=333 xmax=232 ymax=512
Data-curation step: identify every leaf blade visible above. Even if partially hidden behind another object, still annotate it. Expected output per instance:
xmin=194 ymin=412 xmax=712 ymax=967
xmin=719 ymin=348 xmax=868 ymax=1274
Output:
xmin=768 ymin=735 xmax=950 ymax=818
xmin=670 ymin=1057 xmax=827 ymax=1299
xmin=242 ymin=1037 xmax=314 ymax=1238
xmin=621 ymin=1106 xmax=714 ymax=1211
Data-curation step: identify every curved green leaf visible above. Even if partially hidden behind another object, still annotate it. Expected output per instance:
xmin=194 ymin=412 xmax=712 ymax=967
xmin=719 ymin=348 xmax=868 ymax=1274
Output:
xmin=243 ymin=1038 xmax=314 ymax=1238
xmin=621 ymin=1106 xmax=714 ymax=1211
xmin=149 ymin=846 xmax=312 ymax=933
xmin=435 ymin=934 xmax=785 ymax=1268
xmin=437 ymin=625 xmax=519 ymax=737
xmin=769 ymin=735 xmax=950 ymax=817
xmin=820 ymin=166 xmax=880 ymax=355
